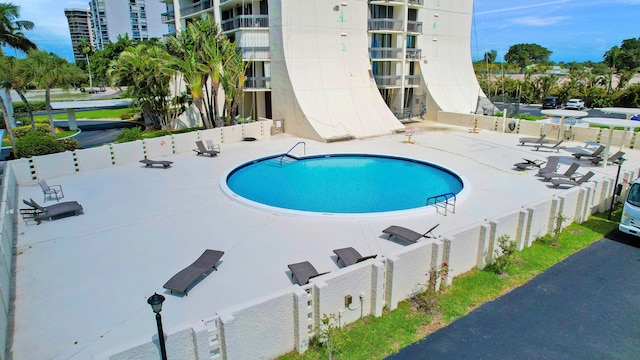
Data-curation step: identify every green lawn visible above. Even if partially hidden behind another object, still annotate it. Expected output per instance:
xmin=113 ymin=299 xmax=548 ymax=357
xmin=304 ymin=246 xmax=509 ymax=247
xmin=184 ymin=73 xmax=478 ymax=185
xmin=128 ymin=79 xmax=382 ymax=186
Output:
xmin=32 ymin=108 xmax=137 ymax=121
xmin=279 ymin=209 xmax=621 ymax=359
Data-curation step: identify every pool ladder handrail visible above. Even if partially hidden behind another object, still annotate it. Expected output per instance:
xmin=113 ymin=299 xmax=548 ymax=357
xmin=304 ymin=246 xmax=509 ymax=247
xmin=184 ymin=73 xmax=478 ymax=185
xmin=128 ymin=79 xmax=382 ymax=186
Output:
xmin=426 ymin=192 xmax=456 ymax=216
xmin=280 ymin=141 xmax=306 ymax=165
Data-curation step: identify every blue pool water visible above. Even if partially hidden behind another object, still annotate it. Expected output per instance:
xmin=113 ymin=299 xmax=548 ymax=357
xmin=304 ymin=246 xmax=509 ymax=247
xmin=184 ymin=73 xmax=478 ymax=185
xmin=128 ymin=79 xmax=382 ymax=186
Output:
xmin=225 ymin=154 xmax=464 ymax=214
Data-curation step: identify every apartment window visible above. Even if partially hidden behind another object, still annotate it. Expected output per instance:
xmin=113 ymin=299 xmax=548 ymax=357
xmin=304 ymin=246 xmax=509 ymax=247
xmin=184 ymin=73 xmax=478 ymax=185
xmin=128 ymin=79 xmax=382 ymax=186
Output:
xmin=372 ymin=33 xmax=392 ymax=48
xmin=406 ymin=35 xmax=416 ymax=48
xmin=260 ymin=0 xmax=268 ymax=15
xmin=370 ymin=5 xmax=393 ymax=19
xmin=221 ymin=9 xmax=232 ymax=20
xmin=408 ymin=9 xmax=417 ymax=21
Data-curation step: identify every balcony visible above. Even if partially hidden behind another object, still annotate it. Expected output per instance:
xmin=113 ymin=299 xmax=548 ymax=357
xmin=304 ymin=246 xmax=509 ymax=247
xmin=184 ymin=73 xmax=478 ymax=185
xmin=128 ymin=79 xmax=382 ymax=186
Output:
xmin=244 ymin=77 xmax=271 ymax=90
xmin=369 ymin=47 xmax=402 ymax=60
xmin=368 ymin=18 xmax=403 ymax=32
xmin=405 ymin=48 xmax=422 ymax=60
xmin=161 ymin=11 xmax=175 ymax=23
xmin=368 ymin=0 xmax=423 ymax=6
xmin=182 ymin=0 xmax=214 ymax=17
xmin=241 ymin=47 xmax=271 ymax=61
xmin=407 ymin=21 xmax=423 ymax=34
xmin=221 ymin=15 xmax=269 ymax=32
xmin=374 ymin=75 xmax=401 ymax=87
xmin=405 ymin=75 xmax=422 ymax=86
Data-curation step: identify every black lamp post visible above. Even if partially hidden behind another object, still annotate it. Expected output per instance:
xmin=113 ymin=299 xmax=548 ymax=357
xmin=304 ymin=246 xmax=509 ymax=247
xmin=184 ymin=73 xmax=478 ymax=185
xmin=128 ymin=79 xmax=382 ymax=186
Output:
xmin=147 ymin=293 xmax=168 ymax=360
xmin=608 ymin=157 xmax=626 ymax=220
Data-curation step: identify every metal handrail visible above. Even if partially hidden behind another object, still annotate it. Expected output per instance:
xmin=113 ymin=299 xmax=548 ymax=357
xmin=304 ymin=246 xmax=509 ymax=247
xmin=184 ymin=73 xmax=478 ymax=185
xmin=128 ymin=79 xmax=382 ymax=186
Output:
xmin=426 ymin=192 xmax=456 ymax=215
xmin=280 ymin=141 xmax=306 ymax=164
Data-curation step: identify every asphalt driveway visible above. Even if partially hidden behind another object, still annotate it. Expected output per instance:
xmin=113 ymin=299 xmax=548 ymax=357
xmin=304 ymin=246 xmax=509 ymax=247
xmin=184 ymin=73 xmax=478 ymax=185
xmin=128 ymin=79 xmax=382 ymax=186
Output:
xmin=388 ymin=230 xmax=640 ymax=359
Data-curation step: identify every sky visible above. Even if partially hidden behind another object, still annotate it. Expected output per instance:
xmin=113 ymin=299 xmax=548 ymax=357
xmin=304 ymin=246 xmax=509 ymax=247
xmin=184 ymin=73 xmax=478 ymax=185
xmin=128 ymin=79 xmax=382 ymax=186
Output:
xmin=8 ymin=0 xmax=640 ymax=64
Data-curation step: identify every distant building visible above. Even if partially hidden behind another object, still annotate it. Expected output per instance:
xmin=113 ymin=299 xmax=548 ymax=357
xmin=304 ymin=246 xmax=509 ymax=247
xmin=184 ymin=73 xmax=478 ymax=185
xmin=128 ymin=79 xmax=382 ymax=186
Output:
xmin=64 ymin=8 xmax=92 ymax=64
xmin=89 ymin=0 xmax=167 ymax=50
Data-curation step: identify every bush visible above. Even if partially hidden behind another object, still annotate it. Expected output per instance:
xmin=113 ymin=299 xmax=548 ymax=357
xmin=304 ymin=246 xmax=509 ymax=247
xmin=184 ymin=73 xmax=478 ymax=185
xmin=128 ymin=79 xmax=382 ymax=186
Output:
xmin=114 ymin=127 xmax=143 ymax=143
xmin=120 ymin=112 xmax=132 ymax=120
xmin=58 ymin=138 xmax=82 ymax=151
xmin=13 ymin=131 xmax=64 ymax=158
xmin=13 ymin=123 xmax=52 ymax=138
xmin=13 ymin=100 xmax=46 ymax=114
xmin=485 ymin=235 xmax=517 ymax=274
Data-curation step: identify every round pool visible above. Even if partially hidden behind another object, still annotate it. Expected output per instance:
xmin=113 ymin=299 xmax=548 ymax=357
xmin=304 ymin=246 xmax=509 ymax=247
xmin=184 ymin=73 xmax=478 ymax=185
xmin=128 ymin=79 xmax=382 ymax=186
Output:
xmin=223 ymin=154 xmax=464 ymax=214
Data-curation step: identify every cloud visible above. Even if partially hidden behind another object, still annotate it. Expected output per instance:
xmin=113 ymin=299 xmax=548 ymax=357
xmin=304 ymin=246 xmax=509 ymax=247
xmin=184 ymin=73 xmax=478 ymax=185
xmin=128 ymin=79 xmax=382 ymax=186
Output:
xmin=512 ymin=16 xmax=569 ymax=26
xmin=475 ymin=0 xmax=570 ymax=15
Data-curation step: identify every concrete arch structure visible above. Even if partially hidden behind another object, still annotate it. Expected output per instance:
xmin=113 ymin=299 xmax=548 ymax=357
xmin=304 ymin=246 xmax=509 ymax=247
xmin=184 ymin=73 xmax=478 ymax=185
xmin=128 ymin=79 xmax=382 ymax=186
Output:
xmin=420 ymin=0 xmax=482 ymax=119
xmin=270 ymin=0 xmax=405 ymax=141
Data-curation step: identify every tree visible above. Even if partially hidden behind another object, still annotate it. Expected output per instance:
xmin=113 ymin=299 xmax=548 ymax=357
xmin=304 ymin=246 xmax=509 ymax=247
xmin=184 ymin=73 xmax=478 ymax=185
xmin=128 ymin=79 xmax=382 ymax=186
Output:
xmin=90 ymin=34 xmax=136 ymax=86
xmin=619 ymin=37 xmax=640 ymax=71
xmin=0 ymin=2 xmax=36 ymax=150
xmin=483 ymin=49 xmax=497 ymax=64
xmin=0 ymin=56 xmax=35 ymax=130
xmin=604 ymin=45 xmax=622 ymax=92
xmin=110 ymin=42 xmax=179 ymax=130
xmin=0 ymin=2 xmax=36 ymax=54
xmin=19 ymin=50 xmax=79 ymax=138
xmin=166 ymin=19 xmax=215 ymax=129
xmin=504 ymin=43 xmax=552 ymax=73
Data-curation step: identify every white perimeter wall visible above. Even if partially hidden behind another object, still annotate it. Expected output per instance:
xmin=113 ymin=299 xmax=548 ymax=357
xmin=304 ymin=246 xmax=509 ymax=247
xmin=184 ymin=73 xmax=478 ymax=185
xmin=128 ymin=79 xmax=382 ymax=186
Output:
xmin=3 ymin=117 xmax=639 ymax=359
xmin=270 ymin=0 xmax=404 ymax=142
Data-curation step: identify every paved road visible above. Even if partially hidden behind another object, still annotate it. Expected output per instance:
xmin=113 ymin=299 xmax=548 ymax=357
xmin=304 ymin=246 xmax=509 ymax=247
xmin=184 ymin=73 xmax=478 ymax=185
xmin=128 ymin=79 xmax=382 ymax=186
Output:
xmin=387 ymin=230 xmax=640 ymax=359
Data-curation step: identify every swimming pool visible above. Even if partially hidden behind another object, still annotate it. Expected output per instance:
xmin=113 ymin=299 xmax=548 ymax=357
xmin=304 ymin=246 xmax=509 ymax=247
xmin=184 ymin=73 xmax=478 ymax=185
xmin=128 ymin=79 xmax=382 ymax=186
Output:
xmin=223 ymin=154 xmax=464 ymax=215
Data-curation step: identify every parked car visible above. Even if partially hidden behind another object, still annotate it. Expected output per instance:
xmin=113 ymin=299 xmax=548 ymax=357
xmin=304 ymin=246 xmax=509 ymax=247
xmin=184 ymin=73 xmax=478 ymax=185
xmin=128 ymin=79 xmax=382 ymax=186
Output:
xmin=565 ymin=98 xmax=585 ymax=110
xmin=542 ymin=96 xmax=562 ymax=109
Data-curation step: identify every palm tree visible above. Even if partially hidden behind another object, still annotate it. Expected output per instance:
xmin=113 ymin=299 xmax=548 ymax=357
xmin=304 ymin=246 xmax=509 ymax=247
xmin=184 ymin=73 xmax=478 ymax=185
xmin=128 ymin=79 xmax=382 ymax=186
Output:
xmin=604 ymin=46 xmax=621 ymax=92
xmin=166 ymin=21 xmax=214 ymax=129
xmin=0 ymin=2 xmax=36 ymax=151
xmin=19 ymin=50 xmax=78 ymax=138
xmin=77 ymin=38 xmax=93 ymax=89
xmin=0 ymin=56 xmax=35 ymax=130
xmin=0 ymin=2 xmax=36 ymax=54
xmin=111 ymin=43 xmax=177 ymax=130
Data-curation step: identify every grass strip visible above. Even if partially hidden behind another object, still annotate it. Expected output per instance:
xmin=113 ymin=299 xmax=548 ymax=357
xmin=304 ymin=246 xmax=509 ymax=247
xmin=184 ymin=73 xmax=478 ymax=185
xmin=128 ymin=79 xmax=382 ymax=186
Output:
xmin=280 ymin=210 xmax=620 ymax=359
xmin=31 ymin=108 xmax=137 ymax=121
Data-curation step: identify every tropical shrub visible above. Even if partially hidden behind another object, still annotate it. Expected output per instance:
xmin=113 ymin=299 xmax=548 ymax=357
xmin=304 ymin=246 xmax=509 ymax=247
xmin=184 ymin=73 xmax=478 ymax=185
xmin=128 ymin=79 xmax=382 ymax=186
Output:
xmin=114 ymin=127 xmax=143 ymax=143
xmin=58 ymin=138 xmax=82 ymax=151
xmin=13 ymin=123 xmax=52 ymax=138
xmin=13 ymin=131 xmax=64 ymax=158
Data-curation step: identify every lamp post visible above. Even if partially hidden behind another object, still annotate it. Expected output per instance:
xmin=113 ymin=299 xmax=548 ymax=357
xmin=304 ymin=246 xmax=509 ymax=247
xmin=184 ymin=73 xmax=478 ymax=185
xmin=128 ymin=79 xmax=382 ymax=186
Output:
xmin=147 ymin=293 xmax=168 ymax=360
xmin=608 ymin=157 xmax=626 ymax=220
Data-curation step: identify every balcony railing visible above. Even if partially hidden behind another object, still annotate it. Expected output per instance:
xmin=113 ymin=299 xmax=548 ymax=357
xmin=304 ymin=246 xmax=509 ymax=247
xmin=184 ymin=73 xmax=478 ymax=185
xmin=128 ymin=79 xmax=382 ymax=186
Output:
xmin=368 ymin=0 xmax=424 ymax=6
xmin=405 ymin=48 xmax=422 ymax=60
xmin=369 ymin=47 xmax=402 ymax=60
xmin=244 ymin=77 xmax=271 ymax=90
xmin=368 ymin=19 xmax=403 ymax=32
xmin=182 ymin=0 xmax=214 ymax=17
xmin=241 ymin=47 xmax=271 ymax=60
xmin=405 ymin=75 xmax=422 ymax=86
xmin=374 ymin=75 xmax=401 ymax=87
xmin=407 ymin=21 xmax=423 ymax=34
xmin=221 ymin=15 xmax=269 ymax=32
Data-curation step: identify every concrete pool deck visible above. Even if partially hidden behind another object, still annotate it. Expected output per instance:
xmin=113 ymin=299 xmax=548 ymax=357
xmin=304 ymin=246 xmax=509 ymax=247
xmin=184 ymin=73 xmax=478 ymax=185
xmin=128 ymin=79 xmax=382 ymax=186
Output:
xmin=10 ymin=122 xmax=640 ymax=359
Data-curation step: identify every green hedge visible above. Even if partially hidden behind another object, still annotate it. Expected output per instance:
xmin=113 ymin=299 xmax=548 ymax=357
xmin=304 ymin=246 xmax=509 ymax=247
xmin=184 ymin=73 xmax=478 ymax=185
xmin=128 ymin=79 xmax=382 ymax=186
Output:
xmin=13 ymin=101 xmax=46 ymax=114
xmin=13 ymin=123 xmax=52 ymax=138
xmin=14 ymin=131 xmax=64 ymax=158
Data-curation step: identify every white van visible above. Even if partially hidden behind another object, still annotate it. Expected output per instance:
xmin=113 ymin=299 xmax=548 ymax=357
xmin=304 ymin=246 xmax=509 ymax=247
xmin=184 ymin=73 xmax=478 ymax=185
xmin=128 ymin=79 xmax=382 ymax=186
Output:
xmin=620 ymin=179 xmax=640 ymax=236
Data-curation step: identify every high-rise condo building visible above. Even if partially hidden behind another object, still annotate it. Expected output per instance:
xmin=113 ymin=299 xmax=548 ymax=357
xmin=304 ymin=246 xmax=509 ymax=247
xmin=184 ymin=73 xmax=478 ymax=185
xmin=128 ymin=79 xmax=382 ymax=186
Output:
xmin=163 ymin=0 xmax=481 ymax=142
xmin=64 ymin=8 xmax=92 ymax=64
xmin=90 ymin=0 xmax=168 ymax=50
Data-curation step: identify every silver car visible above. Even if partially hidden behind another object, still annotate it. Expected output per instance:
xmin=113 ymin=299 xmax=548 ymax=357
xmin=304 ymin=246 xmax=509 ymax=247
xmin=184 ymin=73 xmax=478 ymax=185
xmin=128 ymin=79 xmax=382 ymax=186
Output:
xmin=565 ymin=98 xmax=585 ymax=110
